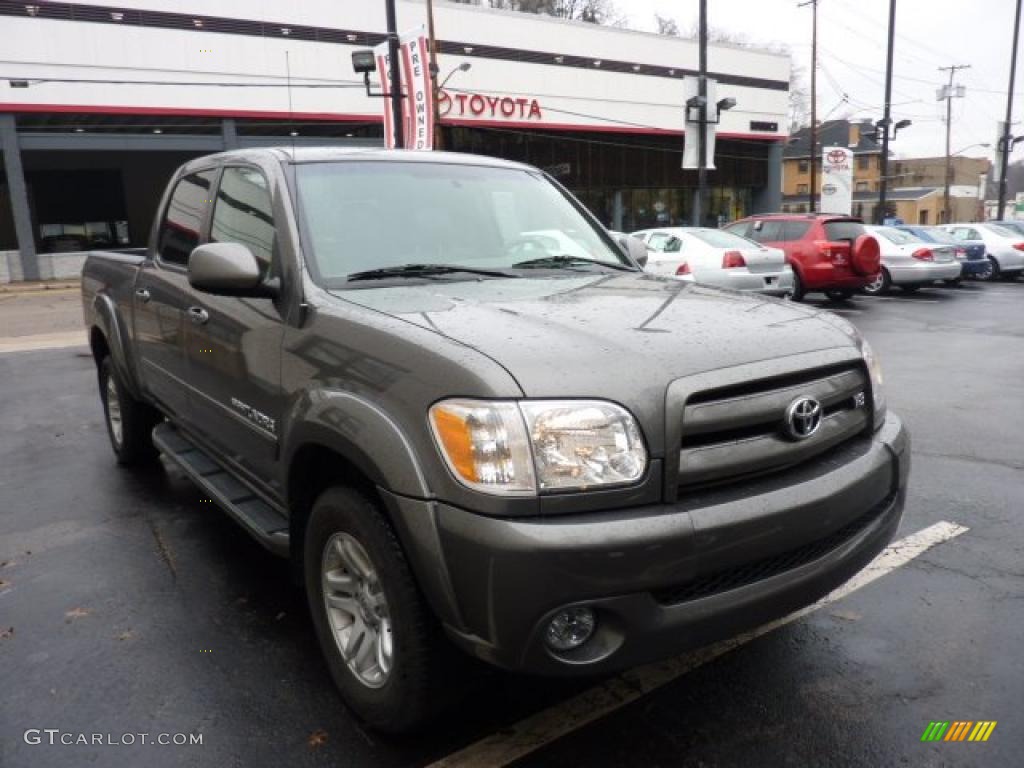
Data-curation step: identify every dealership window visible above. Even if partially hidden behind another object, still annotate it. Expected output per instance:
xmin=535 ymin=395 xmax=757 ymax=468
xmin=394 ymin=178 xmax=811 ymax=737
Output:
xmin=856 ymin=181 xmax=869 ymax=191
xmin=857 ymin=155 xmax=870 ymax=170
xmin=797 ymin=183 xmax=809 ymax=194
xmin=798 ymin=160 xmax=809 ymax=173
xmin=158 ymin=170 xmax=216 ymax=266
xmin=210 ymin=166 xmax=276 ymax=275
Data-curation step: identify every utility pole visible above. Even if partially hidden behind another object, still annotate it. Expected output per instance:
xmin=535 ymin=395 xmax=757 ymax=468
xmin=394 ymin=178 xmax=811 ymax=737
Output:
xmin=798 ymin=0 xmax=819 ymax=212
xmin=877 ymin=0 xmax=897 ymax=224
xmin=939 ymin=64 xmax=970 ymax=224
xmin=385 ymin=0 xmax=405 ymax=148
xmin=692 ymin=0 xmax=708 ymax=226
xmin=426 ymin=0 xmax=443 ymax=149
xmin=997 ymin=0 xmax=1023 ymax=220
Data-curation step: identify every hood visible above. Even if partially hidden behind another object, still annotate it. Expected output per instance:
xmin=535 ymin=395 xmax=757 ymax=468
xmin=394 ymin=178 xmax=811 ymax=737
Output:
xmin=331 ymin=273 xmax=860 ymax=447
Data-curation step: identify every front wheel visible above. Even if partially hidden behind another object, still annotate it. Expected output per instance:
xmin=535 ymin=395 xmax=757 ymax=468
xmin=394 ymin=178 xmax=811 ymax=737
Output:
xmin=304 ymin=487 xmax=462 ymax=733
xmin=98 ymin=356 xmax=160 ymax=466
xmin=975 ymin=259 xmax=995 ymax=281
xmin=790 ymin=270 xmax=806 ymax=302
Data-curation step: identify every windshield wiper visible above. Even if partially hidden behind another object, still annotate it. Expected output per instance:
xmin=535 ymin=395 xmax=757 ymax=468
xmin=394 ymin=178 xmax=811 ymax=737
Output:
xmin=511 ymin=254 xmax=635 ymax=272
xmin=346 ymin=263 xmax=518 ymax=282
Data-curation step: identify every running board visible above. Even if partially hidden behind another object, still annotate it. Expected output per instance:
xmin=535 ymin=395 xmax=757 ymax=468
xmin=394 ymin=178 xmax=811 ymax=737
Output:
xmin=153 ymin=422 xmax=290 ymax=557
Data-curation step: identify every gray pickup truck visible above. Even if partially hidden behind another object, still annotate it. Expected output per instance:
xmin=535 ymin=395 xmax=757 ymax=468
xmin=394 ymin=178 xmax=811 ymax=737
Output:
xmin=82 ymin=148 xmax=909 ymax=732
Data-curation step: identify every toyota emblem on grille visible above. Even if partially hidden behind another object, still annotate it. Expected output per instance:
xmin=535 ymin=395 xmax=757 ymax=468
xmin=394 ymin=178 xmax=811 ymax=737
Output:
xmin=784 ymin=396 xmax=822 ymax=440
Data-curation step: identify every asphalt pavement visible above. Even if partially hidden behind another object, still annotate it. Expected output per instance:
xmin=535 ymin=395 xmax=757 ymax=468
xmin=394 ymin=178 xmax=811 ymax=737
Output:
xmin=0 ymin=281 xmax=1021 ymax=767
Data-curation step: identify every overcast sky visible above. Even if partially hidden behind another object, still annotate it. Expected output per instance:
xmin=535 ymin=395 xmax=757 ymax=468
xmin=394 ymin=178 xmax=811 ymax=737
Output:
xmin=620 ymin=0 xmax=1020 ymax=163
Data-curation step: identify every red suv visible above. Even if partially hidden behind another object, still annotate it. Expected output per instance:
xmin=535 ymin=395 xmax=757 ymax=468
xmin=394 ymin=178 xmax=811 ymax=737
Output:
xmin=724 ymin=214 xmax=881 ymax=301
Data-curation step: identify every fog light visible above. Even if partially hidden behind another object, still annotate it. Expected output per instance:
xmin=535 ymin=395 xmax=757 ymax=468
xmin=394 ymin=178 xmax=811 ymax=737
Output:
xmin=545 ymin=607 xmax=596 ymax=651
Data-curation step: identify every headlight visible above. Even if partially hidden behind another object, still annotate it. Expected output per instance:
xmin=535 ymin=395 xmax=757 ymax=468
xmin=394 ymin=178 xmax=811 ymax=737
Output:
xmin=429 ymin=399 xmax=647 ymax=495
xmin=860 ymin=338 xmax=886 ymax=428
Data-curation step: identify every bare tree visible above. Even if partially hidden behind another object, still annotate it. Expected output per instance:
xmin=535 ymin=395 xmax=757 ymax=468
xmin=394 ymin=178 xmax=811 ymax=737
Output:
xmin=454 ymin=0 xmax=624 ymax=25
xmin=654 ymin=14 xmax=680 ymax=36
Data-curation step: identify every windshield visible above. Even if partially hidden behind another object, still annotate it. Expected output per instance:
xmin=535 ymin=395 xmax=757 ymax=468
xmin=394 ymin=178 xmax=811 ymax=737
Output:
xmin=875 ymin=227 xmax=917 ymax=245
xmin=294 ymin=161 xmax=629 ymax=285
xmin=688 ymin=228 xmax=764 ymax=249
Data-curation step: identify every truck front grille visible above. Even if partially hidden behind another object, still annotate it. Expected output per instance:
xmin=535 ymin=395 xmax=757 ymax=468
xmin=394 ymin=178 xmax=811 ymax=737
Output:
xmin=652 ymin=491 xmax=896 ymax=605
xmin=676 ymin=363 xmax=870 ymax=493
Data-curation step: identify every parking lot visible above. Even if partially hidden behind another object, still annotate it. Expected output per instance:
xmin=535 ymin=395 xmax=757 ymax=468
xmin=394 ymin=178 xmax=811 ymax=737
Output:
xmin=1 ymin=280 xmax=1021 ymax=768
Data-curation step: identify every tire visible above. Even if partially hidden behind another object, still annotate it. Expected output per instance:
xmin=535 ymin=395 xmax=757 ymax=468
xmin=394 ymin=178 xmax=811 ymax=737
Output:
xmin=98 ymin=356 xmax=160 ymax=466
xmin=304 ymin=486 xmax=462 ymax=733
xmin=943 ymin=278 xmax=962 ymax=287
xmin=862 ymin=269 xmax=890 ymax=296
xmin=984 ymin=256 xmax=1001 ymax=281
xmin=825 ymin=288 xmax=855 ymax=301
xmin=900 ymin=285 xmax=921 ymax=294
xmin=790 ymin=269 xmax=806 ymax=302
xmin=976 ymin=259 xmax=995 ymax=281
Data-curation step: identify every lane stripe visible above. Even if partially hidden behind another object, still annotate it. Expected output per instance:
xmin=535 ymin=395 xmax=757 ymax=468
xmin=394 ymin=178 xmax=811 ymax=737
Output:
xmin=428 ymin=521 xmax=969 ymax=768
xmin=0 ymin=331 xmax=88 ymax=354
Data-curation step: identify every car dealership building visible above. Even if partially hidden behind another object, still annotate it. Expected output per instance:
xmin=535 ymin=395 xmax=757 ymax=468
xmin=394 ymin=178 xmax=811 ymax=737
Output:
xmin=0 ymin=0 xmax=790 ymax=281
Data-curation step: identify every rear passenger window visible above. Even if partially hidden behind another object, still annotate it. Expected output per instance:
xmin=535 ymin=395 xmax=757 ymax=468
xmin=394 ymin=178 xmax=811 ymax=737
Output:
xmin=647 ymin=233 xmax=670 ymax=251
xmin=158 ymin=170 xmax=216 ymax=265
xmin=748 ymin=221 xmax=784 ymax=242
xmin=210 ymin=167 xmax=276 ymax=275
xmin=824 ymin=220 xmax=868 ymax=241
xmin=781 ymin=221 xmax=811 ymax=241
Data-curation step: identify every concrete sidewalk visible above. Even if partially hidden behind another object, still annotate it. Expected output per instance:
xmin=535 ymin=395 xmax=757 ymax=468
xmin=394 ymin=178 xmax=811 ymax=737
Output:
xmin=0 ymin=281 xmax=86 ymax=352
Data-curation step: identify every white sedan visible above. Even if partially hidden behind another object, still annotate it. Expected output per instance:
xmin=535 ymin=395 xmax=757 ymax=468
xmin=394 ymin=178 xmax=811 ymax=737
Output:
xmin=943 ymin=222 xmax=1024 ymax=280
xmin=632 ymin=227 xmax=794 ymax=296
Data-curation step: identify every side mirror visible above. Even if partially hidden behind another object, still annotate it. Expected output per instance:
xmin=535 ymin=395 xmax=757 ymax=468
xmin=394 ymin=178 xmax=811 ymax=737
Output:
xmin=187 ymin=243 xmax=278 ymax=297
xmin=618 ymin=235 xmax=649 ymax=268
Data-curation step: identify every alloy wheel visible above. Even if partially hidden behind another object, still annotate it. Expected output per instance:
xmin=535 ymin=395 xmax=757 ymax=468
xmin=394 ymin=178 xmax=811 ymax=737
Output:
xmin=321 ymin=532 xmax=393 ymax=689
xmin=105 ymin=375 xmax=123 ymax=448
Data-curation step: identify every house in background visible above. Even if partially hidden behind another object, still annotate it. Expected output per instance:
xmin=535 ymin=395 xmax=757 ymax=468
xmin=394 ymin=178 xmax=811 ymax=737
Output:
xmin=780 ymin=119 xmax=989 ymax=223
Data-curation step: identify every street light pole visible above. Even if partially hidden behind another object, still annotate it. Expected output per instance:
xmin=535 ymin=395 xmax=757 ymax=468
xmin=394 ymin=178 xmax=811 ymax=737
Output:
xmin=425 ymin=0 xmax=443 ymax=150
xmin=997 ymin=0 xmax=1023 ymax=220
xmin=877 ymin=0 xmax=897 ymax=224
xmin=939 ymin=64 xmax=970 ymax=224
xmin=797 ymin=0 xmax=818 ymax=213
xmin=385 ymin=0 xmax=405 ymax=149
xmin=692 ymin=0 xmax=708 ymax=227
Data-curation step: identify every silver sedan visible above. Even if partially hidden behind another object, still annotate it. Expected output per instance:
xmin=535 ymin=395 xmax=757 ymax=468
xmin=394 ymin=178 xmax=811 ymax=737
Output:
xmin=863 ymin=225 xmax=962 ymax=294
xmin=632 ymin=227 xmax=794 ymax=296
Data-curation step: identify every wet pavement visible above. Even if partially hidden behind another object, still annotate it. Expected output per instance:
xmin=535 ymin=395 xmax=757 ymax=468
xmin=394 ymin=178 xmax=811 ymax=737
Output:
xmin=0 ymin=280 xmax=1021 ymax=767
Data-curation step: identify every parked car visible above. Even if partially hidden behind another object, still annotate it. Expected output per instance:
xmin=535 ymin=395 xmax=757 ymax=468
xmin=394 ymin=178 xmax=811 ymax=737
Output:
xmin=82 ymin=148 xmax=907 ymax=733
xmin=943 ymin=222 xmax=1024 ymax=280
xmin=986 ymin=219 xmax=1024 ymax=237
xmin=861 ymin=225 xmax=962 ymax=294
xmin=724 ymin=214 xmax=881 ymax=301
xmin=632 ymin=226 xmax=793 ymax=296
xmin=895 ymin=225 xmax=991 ymax=281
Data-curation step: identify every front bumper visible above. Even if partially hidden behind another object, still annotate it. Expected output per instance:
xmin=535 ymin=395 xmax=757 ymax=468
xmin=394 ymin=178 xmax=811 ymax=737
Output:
xmin=385 ymin=413 xmax=909 ymax=676
xmin=888 ymin=260 xmax=962 ymax=284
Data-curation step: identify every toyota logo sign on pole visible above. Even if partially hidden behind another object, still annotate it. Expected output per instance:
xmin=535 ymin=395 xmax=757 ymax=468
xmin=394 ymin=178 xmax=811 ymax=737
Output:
xmin=821 ymin=146 xmax=853 ymax=215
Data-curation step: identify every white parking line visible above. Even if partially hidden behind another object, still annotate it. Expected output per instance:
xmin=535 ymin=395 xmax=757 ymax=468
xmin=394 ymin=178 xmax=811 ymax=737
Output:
xmin=0 ymin=331 xmax=87 ymax=354
xmin=429 ymin=521 xmax=969 ymax=768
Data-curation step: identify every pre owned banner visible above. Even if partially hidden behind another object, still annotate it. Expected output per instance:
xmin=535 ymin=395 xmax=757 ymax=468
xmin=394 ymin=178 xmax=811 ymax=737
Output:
xmin=399 ymin=27 xmax=434 ymax=150
xmin=821 ymin=146 xmax=853 ymax=215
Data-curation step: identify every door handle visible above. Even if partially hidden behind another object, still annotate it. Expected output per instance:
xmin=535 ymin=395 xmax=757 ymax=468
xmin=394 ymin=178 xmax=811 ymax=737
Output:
xmin=187 ymin=306 xmax=210 ymax=325
xmin=135 ymin=288 xmax=151 ymax=303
